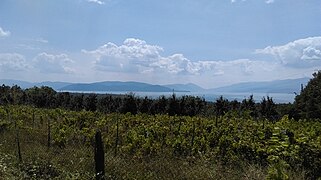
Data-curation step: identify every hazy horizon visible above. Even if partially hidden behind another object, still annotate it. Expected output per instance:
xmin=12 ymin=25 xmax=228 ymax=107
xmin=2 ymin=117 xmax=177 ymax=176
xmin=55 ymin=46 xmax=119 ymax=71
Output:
xmin=1 ymin=0 xmax=320 ymax=88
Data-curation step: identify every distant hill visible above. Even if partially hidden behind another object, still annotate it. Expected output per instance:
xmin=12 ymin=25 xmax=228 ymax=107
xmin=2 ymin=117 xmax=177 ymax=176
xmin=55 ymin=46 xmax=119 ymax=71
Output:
xmin=0 ymin=78 xmax=311 ymax=94
xmin=164 ymin=83 xmax=204 ymax=92
xmin=209 ymin=78 xmax=310 ymax=94
xmin=0 ymin=79 xmax=72 ymax=90
xmin=35 ymin=81 xmax=73 ymax=90
xmin=0 ymin=79 xmax=178 ymax=92
xmin=59 ymin=81 xmax=175 ymax=92
xmin=0 ymin=79 xmax=34 ymax=89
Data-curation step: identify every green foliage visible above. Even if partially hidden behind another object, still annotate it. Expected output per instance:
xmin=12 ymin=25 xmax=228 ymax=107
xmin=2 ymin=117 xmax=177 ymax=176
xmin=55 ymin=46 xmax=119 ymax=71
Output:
xmin=266 ymin=117 xmax=291 ymax=180
xmin=0 ymin=105 xmax=321 ymax=179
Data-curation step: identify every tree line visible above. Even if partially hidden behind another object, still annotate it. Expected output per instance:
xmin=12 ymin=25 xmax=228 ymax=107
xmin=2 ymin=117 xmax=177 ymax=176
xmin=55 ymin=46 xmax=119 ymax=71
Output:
xmin=1 ymin=70 xmax=320 ymax=120
xmin=0 ymin=84 xmax=281 ymax=119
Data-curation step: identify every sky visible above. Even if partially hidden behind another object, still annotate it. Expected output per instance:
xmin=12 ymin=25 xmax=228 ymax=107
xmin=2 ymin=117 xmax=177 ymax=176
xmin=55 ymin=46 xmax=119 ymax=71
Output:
xmin=0 ymin=0 xmax=320 ymax=88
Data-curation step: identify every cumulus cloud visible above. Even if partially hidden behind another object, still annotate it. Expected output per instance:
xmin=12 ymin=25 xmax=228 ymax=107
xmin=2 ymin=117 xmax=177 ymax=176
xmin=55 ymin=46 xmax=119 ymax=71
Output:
xmin=301 ymin=46 xmax=321 ymax=60
xmin=255 ymin=36 xmax=321 ymax=68
xmin=0 ymin=53 xmax=29 ymax=72
xmin=83 ymin=38 xmax=162 ymax=73
xmin=205 ymin=59 xmax=277 ymax=77
xmin=0 ymin=27 xmax=10 ymax=37
xmin=83 ymin=38 xmax=273 ymax=77
xmin=87 ymin=0 xmax=105 ymax=5
xmin=83 ymin=37 xmax=319 ymax=88
xmin=84 ymin=38 xmax=218 ymax=75
xmin=33 ymin=53 xmax=75 ymax=74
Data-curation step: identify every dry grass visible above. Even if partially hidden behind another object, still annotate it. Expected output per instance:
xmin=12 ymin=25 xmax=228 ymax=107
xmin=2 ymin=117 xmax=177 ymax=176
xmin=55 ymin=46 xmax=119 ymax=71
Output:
xmin=0 ymin=147 xmax=307 ymax=180
xmin=105 ymin=153 xmax=270 ymax=180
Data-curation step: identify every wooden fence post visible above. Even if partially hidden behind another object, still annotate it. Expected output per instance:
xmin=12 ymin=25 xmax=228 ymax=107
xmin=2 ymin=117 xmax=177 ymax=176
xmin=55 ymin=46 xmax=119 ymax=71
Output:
xmin=114 ymin=116 xmax=119 ymax=157
xmin=190 ymin=121 xmax=195 ymax=155
xmin=95 ymin=131 xmax=105 ymax=180
xmin=47 ymin=117 xmax=51 ymax=149
xmin=15 ymin=120 xmax=22 ymax=162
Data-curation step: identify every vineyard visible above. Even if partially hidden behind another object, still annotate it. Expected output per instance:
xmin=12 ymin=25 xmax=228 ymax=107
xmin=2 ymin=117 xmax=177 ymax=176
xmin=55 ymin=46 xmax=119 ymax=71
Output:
xmin=0 ymin=105 xmax=320 ymax=179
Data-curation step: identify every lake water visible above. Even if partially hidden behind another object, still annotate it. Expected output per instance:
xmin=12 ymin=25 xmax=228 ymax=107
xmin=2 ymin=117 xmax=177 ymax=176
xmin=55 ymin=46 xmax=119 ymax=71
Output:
xmin=122 ymin=92 xmax=295 ymax=103
xmin=64 ymin=91 xmax=296 ymax=103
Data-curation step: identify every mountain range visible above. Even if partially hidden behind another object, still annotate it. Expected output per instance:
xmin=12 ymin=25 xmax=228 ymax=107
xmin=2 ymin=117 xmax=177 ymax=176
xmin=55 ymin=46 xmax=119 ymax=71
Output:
xmin=60 ymin=81 xmax=180 ymax=92
xmin=208 ymin=78 xmax=310 ymax=94
xmin=0 ymin=77 xmax=310 ymax=94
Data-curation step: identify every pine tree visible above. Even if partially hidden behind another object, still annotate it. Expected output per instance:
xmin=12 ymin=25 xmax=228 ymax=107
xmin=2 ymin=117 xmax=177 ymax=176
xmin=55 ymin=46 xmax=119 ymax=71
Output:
xmin=294 ymin=71 xmax=321 ymax=119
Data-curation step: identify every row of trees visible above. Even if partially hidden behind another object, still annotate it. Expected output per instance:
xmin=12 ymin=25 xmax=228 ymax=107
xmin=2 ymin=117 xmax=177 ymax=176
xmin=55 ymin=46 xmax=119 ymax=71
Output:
xmin=0 ymin=84 xmax=281 ymax=119
xmin=1 ymin=70 xmax=320 ymax=120
xmin=0 ymin=85 xmax=206 ymax=116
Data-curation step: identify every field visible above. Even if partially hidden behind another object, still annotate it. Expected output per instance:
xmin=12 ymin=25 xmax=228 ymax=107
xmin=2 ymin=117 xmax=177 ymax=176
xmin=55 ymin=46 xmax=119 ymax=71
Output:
xmin=0 ymin=105 xmax=320 ymax=179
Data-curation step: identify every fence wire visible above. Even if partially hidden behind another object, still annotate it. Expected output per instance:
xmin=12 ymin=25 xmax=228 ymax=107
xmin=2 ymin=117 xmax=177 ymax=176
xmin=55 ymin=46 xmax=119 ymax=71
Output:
xmin=0 ymin=110 xmax=97 ymax=179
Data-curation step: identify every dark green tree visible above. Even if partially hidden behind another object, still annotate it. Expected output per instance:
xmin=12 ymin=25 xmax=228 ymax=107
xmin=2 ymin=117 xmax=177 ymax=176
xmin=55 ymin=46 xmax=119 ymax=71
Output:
xmin=230 ymin=99 xmax=241 ymax=112
xmin=260 ymin=96 xmax=278 ymax=121
xmin=25 ymin=86 xmax=56 ymax=108
xmin=55 ymin=92 xmax=71 ymax=109
xmin=156 ymin=95 xmax=168 ymax=114
xmin=167 ymin=93 xmax=179 ymax=116
xmin=241 ymin=95 xmax=258 ymax=118
xmin=71 ymin=94 xmax=84 ymax=111
xmin=214 ymin=96 xmax=229 ymax=117
xmin=0 ymin=84 xmax=13 ymax=105
xmin=84 ymin=94 xmax=97 ymax=111
xmin=120 ymin=94 xmax=137 ymax=114
xmin=294 ymin=71 xmax=321 ymax=119
xmin=138 ymin=96 xmax=151 ymax=114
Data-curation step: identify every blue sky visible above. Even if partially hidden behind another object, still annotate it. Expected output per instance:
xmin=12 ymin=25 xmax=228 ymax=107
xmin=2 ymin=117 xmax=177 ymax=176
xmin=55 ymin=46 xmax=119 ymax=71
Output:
xmin=0 ymin=0 xmax=320 ymax=88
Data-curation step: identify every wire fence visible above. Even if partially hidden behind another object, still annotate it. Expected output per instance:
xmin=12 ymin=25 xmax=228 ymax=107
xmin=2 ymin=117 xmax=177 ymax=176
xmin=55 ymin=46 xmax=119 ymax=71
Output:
xmin=0 ymin=107 xmax=212 ymax=179
xmin=0 ymin=112 xmax=97 ymax=179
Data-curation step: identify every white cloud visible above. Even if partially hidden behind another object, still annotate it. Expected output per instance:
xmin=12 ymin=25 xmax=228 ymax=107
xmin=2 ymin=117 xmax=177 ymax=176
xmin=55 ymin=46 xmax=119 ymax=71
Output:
xmin=1 ymin=36 xmax=317 ymax=89
xmin=2 ymin=37 xmax=316 ymax=89
xmin=150 ymin=55 xmax=225 ymax=75
xmin=204 ymin=59 xmax=277 ymax=77
xmin=82 ymin=37 xmax=319 ymax=88
xmin=33 ymin=53 xmax=75 ymax=74
xmin=34 ymin=38 xmax=49 ymax=44
xmin=255 ymin=36 xmax=321 ymax=68
xmin=87 ymin=0 xmax=105 ymax=5
xmin=301 ymin=46 xmax=321 ymax=60
xmin=83 ymin=38 xmax=275 ymax=78
xmin=84 ymin=38 xmax=218 ymax=75
xmin=83 ymin=38 xmax=163 ymax=73
xmin=0 ymin=27 xmax=10 ymax=37
xmin=0 ymin=53 xmax=29 ymax=72
xmin=84 ymin=38 xmax=162 ymax=61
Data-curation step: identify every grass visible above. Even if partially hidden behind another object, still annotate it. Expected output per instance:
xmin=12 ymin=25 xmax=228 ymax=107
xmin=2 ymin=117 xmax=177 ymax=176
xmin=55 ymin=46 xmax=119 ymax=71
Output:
xmin=104 ymin=155 xmax=245 ymax=179
xmin=0 ymin=130 xmax=268 ymax=180
xmin=0 ymin=145 xmax=307 ymax=179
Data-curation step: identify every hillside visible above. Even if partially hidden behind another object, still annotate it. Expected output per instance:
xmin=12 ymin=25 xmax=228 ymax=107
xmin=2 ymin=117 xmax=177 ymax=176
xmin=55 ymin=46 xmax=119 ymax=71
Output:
xmin=209 ymin=78 xmax=310 ymax=94
xmin=163 ymin=83 xmax=204 ymax=92
xmin=59 ymin=81 xmax=175 ymax=92
xmin=0 ymin=77 xmax=311 ymax=94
